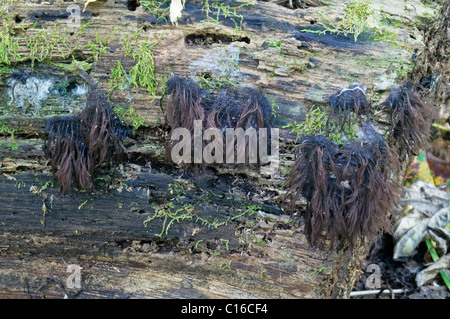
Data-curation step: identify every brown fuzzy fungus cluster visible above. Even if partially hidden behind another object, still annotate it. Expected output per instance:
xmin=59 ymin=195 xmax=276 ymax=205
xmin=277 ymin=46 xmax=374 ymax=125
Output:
xmin=285 ymin=83 xmax=434 ymax=249
xmin=207 ymin=86 xmax=272 ymax=131
xmin=285 ymin=128 xmax=402 ymax=248
xmin=162 ymin=75 xmax=273 ymax=170
xmin=328 ymin=83 xmax=370 ymax=127
xmin=207 ymin=86 xmax=273 ymax=164
xmin=163 ymin=75 xmax=206 ymax=171
xmin=381 ymin=83 xmax=436 ymax=162
xmin=45 ymin=71 xmax=130 ymax=194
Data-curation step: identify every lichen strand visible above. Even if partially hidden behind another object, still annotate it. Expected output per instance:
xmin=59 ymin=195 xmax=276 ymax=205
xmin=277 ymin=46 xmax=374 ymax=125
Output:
xmin=0 ymin=8 xmax=21 ymax=66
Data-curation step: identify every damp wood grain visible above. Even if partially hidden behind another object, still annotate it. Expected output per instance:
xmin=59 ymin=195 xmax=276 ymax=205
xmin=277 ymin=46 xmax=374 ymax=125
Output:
xmin=0 ymin=171 xmax=327 ymax=299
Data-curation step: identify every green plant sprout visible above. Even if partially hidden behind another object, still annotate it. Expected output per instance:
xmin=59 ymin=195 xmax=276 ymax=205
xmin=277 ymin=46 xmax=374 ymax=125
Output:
xmin=144 ymin=189 xmax=263 ymax=238
xmin=271 ymin=99 xmax=280 ymax=119
xmin=283 ymin=105 xmax=357 ymax=144
xmin=129 ymin=41 xmax=159 ymax=97
xmin=109 ymin=60 xmax=128 ymax=91
xmin=78 ymin=199 xmax=89 ymax=210
xmin=0 ymin=7 xmax=111 ymax=69
xmin=74 ymin=21 xmax=94 ymax=38
xmin=301 ymin=0 xmax=374 ymax=41
xmin=231 ymin=202 xmax=261 ymax=221
xmin=196 ymin=73 xmax=238 ymax=90
xmin=266 ymin=39 xmax=286 ymax=58
xmin=202 ymin=0 xmax=253 ymax=31
xmin=1 ymin=9 xmax=169 ymax=103
xmin=336 ymin=0 xmax=374 ymax=41
xmin=123 ymin=34 xmax=134 ymax=57
xmin=84 ymin=30 xmax=109 ymax=62
xmin=27 ymin=24 xmax=107 ymax=66
xmin=259 ymin=266 xmax=266 ymax=279
xmin=143 ymin=202 xmax=197 ymax=238
xmin=220 ymin=238 xmax=230 ymax=251
xmin=119 ymin=28 xmax=169 ymax=98
xmin=26 ymin=26 xmax=73 ymax=65
xmin=249 ymin=234 xmax=265 ymax=248
xmin=266 ymin=40 xmax=282 ymax=50
xmin=35 ymin=180 xmax=54 ymax=195
xmin=283 ymin=105 xmax=328 ymax=139
xmin=114 ymin=106 xmax=148 ymax=134
xmin=309 ymin=265 xmax=332 ymax=279
xmin=302 ymin=0 xmax=399 ymax=44
xmin=140 ymin=0 xmax=170 ymax=22
xmin=0 ymin=120 xmax=19 ymax=150
xmin=370 ymin=27 xmax=399 ymax=47
xmin=0 ymin=8 xmax=21 ymax=66
xmin=168 ymin=181 xmax=186 ymax=197
xmin=194 ymin=239 xmax=204 ymax=250
xmin=219 ymin=260 xmax=232 ymax=271
xmin=15 ymin=181 xmax=25 ymax=189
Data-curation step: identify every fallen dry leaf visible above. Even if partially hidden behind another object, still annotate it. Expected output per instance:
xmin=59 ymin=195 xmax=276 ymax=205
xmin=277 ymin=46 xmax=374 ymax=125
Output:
xmin=427 ymin=151 xmax=450 ymax=193
xmin=416 ymin=255 xmax=450 ymax=287
xmin=393 ymin=182 xmax=450 ymax=261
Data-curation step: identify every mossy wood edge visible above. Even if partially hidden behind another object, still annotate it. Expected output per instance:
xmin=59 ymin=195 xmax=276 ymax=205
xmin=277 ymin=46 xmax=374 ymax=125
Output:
xmin=0 ymin=0 xmax=444 ymax=299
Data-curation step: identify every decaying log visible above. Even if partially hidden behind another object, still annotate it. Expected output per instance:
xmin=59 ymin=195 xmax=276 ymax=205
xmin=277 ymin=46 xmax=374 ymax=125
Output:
xmin=0 ymin=0 xmax=444 ymax=299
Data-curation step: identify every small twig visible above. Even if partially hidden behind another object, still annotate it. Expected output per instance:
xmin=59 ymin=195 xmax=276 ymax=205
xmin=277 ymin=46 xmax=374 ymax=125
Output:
xmin=376 ymin=285 xmax=394 ymax=299
xmin=349 ymin=288 xmax=406 ymax=297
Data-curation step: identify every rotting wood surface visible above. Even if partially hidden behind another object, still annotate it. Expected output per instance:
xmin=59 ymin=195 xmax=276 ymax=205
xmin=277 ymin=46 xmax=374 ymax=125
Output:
xmin=0 ymin=0 xmax=442 ymax=299
xmin=0 ymin=171 xmax=328 ymax=298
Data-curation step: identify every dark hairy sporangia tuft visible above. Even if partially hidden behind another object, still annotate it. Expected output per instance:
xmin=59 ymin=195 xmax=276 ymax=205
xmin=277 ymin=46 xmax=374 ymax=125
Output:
xmin=163 ymin=75 xmax=206 ymax=171
xmin=163 ymin=76 xmax=273 ymax=169
xmin=328 ymin=83 xmax=370 ymax=127
xmin=206 ymin=85 xmax=272 ymax=164
xmin=285 ymin=124 xmax=402 ymax=248
xmin=207 ymin=85 xmax=272 ymax=130
xmin=45 ymin=71 xmax=130 ymax=194
xmin=381 ymin=83 xmax=436 ymax=161
xmin=284 ymin=83 xmax=435 ymax=249
xmin=45 ymin=115 xmax=94 ymax=194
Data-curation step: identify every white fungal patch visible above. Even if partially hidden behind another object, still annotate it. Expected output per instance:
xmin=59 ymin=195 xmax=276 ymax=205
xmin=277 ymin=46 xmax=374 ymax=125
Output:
xmin=189 ymin=46 xmax=242 ymax=84
xmin=71 ymin=84 xmax=89 ymax=96
xmin=7 ymin=76 xmax=54 ymax=114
